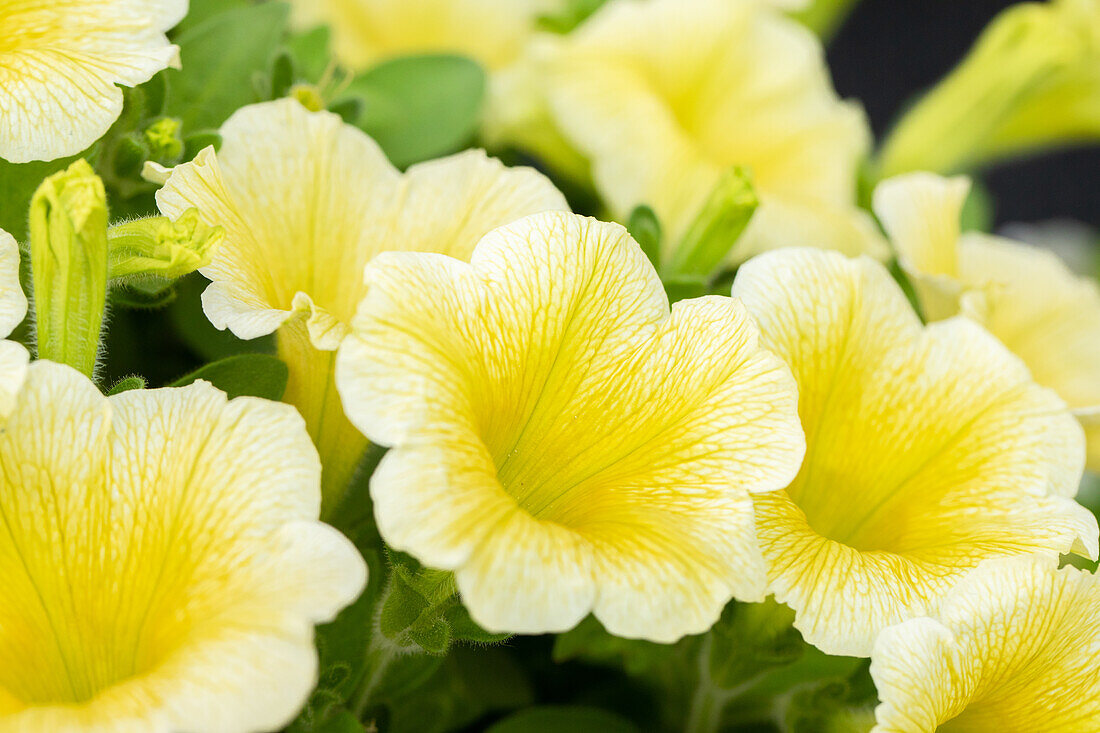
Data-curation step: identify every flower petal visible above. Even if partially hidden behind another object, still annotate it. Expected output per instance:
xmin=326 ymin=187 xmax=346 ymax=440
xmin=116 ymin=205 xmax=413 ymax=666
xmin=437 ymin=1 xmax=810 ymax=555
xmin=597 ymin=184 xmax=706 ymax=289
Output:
xmin=0 ymin=363 xmax=366 ymax=732
xmin=337 ymin=211 xmax=804 ymax=641
xmin=0 ymin=0 xmax=183 ymax=163
xmin=959 ymin=233 xmax=1100 ymax=471
xmin=871 ymin=555 xmax=1100 ymax=732
xmin=733 ymin=248 xmax=1096 ymax=656
xmin=536 ymin=0 xmax=879 ymax=260
xmin=0 ymin=230 xmax=27 ymax=340
xmin=158 ymin=99 xmax=566 ymax=349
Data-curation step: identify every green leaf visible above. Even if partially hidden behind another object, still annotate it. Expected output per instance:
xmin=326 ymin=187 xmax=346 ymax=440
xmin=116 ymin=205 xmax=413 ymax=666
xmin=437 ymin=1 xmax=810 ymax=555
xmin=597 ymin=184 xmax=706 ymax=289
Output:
xmin=314 ymin=711 xmax=368 ymax=733
xmin=107 ymin=376 xmax=147 ymax=395
xmin=111 ymin=282 xmax=178 ymax=309
xmin=287 ymin=26 xmax=333 ymax=84
xmin=486 ymin=706 xmax=640 ymax=733
xmin=0 ymin=155 xmax=83 ymax=243
xmin=170 ymin=354 xmax=288 ymax=400
xmin=346 ymin=54 xmax=486 ymax=168
xmin=167 ymin=3 xmax=289 ymax=131
xmin=627 ymin=205 xmax=662 ymax=270
xmin=538 ymin=0 xmax=609 ymax=33
xmin=173 ymin=0 xmax=251 ymax=35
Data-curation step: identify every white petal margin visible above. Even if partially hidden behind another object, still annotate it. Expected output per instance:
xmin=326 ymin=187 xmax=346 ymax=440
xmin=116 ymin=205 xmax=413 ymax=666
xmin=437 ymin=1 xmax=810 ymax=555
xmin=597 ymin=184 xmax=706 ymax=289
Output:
xmin=871 ymin=555 xmax=1100 ymax=732
xmin=336 ymin=211 xmax=805 ymax=642
xmin=0 ymin=228 xmax=29 ymax=419
xmin=0 ymin=229 xmax=27 ymax=339
xmin=0 ymin=362 xmax=366 ymax=733
xmin=157 ymin=98 xmax=567 ymax=350
xmin=0 ymin=0 xmax=187 ymax=163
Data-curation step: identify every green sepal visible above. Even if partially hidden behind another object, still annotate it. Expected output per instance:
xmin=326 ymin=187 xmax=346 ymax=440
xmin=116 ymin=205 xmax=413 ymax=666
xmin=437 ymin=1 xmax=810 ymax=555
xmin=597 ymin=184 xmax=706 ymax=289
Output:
xmin=107 ymin=375 xmax=147 ymax=395
xmin=627 ymin=204 xmax=662 ymax=270
xmin=183 ymin=131 xmax=223 ymax=160
xmin=29 ymin=159 xmax=110 ymax=377
xmin=665 ymin=167 xmax=758 ymax=278
xmin=170 ymin=353 xmax=289 ymax=401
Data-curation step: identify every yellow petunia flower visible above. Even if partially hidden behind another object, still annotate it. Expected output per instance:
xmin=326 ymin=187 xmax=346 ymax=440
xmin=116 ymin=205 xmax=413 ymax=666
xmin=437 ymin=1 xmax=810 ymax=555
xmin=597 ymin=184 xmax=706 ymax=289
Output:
xmin=287 ymin=0 xmax=554 ymax=71
xmin=156 ymin=98 xmax=568 ymax=511
xmin=334 ymin=211 xmax=805 ymax=642
xmin=0 ymin=361 xmax=366 ymax=733
xmin=0 ymin=229 xmax=29 ymax=418
xmin=0 ymin=0 xmax=187 ymax=163
xmin=874 ymin=172 xmax=1100 ymax=472
xmin=486 ymin=0 xmax=886 ymax=266
xmin=878 ymin=0 xmax=1100 ymax=177
xmin=731 ymin=247 xmax=1098 ymax=657
xmin=871 ymin=555 xmax=1100 ymax=732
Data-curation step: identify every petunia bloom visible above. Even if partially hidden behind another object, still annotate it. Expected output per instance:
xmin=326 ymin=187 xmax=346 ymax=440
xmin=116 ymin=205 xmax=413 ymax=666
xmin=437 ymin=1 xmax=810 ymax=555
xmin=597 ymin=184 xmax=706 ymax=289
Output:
xmin=0 ymin=361 xmax=366 ymax=732
xmin=0 ymin=229 xmax=29 ymax=417
xmin=156 ymin=98 xmax=567 ymax=510
xmin=874 ymin=172 xmax=1100 ymax=471
xmin=485 ymin=0 xmax=886 ymax=266
xmin=287 ymin=0 xmax=553 ymax=71
xmin=0 ymin=0 xmax=187 ymax=163
xmin=732 ymin=247 xmax=1098 ymax=656
xmin=334 ymin=211 xmax=805 ymax=642
xmin=871 ymin=555 xmax=1100 ymax=732
xmin=878 ymin=0 xmax=1100 ymax=177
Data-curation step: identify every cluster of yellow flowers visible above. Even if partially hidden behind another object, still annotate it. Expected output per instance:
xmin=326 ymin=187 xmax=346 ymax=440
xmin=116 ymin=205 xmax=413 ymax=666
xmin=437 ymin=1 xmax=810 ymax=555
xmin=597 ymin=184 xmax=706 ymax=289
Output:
xmin=2 ymin=0 xmax=1100 ymax=731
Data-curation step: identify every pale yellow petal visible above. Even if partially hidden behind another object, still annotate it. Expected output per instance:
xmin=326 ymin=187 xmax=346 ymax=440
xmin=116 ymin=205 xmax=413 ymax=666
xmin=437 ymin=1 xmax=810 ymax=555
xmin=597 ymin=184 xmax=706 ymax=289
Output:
xmin=871 ymin=555 xmax=1100 ymax=732
xmin=535 ymin=0 xmax=874 ymax=260
xmin=0 ymin=230 xmax=27 ymax=339
xmin=873 ymin=173 xmax=970 ymax=277
xmin=337 ymin=211 xmax=804 ymax=641
xmin=158 ymin=99 xmax=566 ymax=349
xmin=733 ymin=248 xmax=1096 ymax=656
xmin=287 ymin=0 xmax=550 ymax=70
xmin=0 ymin=1 xmax=183 ymax=163
xmin=0 ymin=341 xmax=29 ymax=420
xmin=157 ymin=99 xmax=402 ymax=344
xmin=958 ymin=233 xmax=1100 ymax=471
xmin=0 ymin=363 xmax=366 ymax=733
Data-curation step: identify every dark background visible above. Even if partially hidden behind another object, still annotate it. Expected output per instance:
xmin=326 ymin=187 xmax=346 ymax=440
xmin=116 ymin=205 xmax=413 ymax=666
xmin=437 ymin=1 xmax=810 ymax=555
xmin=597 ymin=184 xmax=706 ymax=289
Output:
xmin=829 ymin=0 xmax=1100 ymax=227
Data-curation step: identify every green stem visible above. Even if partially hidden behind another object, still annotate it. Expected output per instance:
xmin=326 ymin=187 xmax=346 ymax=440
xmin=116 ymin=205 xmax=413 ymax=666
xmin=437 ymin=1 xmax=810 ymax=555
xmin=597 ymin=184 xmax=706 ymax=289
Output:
xmin=685 ymin=637 xmax=731 ymax=733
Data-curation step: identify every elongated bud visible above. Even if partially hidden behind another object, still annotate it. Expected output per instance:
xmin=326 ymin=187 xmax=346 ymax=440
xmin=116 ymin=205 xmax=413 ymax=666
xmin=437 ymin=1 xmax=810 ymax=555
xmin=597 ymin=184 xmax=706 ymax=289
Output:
xmin=29 ymin=159 xmax=109 ymax=377
xmin=107 ymin=208 xmax=222 ymax=282
xmin=665 ymin=167 xmax=758 ymax=278
xmin=879 ymin=0 xmax=1100 ymax=176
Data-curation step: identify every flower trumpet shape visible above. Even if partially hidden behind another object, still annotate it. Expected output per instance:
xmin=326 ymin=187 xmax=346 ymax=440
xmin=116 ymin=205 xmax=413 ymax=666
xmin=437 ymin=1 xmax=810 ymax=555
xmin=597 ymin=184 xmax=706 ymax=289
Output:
xmin=878 ymin=0 xmax=1100 ymax=176
xmin=871 ymin=555 xmax=1100 ymax=732
xmin=287 ymin=0 xmax=552 ymax=71
xmin=334 ymin=211 xmax=805 ymax=642
xmin=731 ymin=248 xmax=1098 ymax=656
xmin=874 ymin=172 xmax=1100 ymax=471
xmin=0 ymin=229 xmax=29 ymax=418
xmin=0 ymin=0 xmax=187 ymax=163
xmin=156 ymin=98 xmax=567 ymax=511
xmin=0 ymin=362 xmax=366 ymax=733
xmin=487 ymin=0 xmax=885 ymax=266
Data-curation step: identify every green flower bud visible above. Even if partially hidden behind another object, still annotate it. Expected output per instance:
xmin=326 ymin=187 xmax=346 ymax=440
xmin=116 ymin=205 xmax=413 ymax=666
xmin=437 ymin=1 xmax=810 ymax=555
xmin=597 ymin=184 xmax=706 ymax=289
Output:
xmin=107 ymin=208 xmax=223 ymax=282
xmin=290 ymin=83 xmax=326 ymax=112
xmin=143 ymin=116 xmax=185 ymax=165
xmin=665 ymin=167 xmax=758 ymax=278
xmin=879 ymin=0 xmax=1100 ymax=176
xmin=29 ymin=159 xmax=109 ymax=377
